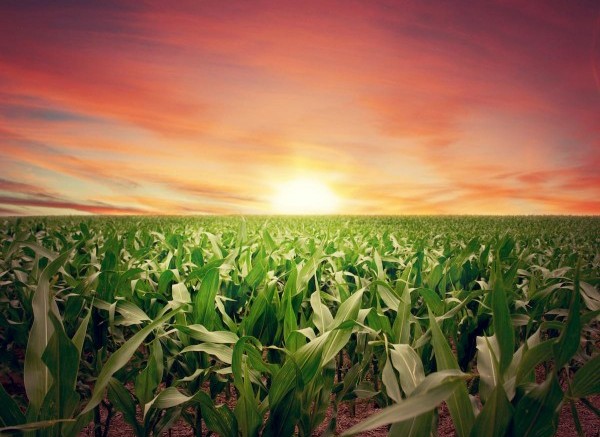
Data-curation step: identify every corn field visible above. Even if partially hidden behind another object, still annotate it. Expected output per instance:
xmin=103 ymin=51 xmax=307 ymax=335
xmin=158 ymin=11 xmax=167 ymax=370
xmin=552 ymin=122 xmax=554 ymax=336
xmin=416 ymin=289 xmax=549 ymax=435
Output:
xmin=0 ymin=216 xmax=598 ymax=436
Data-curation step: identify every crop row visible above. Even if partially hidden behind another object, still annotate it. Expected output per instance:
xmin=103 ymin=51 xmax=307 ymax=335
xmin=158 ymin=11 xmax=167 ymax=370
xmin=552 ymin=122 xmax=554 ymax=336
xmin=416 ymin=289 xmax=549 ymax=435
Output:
xmin=0 ymin=216 xmax=598 ymax=436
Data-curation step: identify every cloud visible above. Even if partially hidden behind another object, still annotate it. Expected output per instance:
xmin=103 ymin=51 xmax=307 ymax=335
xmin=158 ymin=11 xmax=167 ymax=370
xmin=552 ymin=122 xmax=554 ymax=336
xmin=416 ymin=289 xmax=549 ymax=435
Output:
xmin=0 ymin=196 xmax=147 ymax=215
xmin=0 ymin=178 xmax=57 ymax=198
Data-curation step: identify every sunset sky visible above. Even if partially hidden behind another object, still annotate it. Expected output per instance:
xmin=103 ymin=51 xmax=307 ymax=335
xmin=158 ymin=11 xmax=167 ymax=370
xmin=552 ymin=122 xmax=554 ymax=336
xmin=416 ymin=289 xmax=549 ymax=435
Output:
xmin=1 ymin=0 xmax=599 ymax=215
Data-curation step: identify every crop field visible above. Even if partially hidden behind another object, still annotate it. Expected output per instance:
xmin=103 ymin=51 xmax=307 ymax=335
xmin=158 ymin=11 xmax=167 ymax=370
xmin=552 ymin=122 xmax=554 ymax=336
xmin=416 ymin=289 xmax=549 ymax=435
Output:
xmin=0 ymin=216 xmax=599 ymax=436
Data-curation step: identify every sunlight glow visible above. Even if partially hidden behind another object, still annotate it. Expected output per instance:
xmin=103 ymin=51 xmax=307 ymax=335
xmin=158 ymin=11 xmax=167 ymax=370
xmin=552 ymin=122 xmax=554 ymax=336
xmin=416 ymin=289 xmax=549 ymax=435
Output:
xmin=271 ymin=178 xmax=340 ymax=214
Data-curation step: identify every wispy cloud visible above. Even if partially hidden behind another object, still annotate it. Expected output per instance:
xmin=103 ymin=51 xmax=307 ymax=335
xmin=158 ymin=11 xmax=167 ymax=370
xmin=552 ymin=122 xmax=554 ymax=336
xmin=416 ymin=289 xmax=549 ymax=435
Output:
xmin=0 ymin=196 xmax=147 ymax=215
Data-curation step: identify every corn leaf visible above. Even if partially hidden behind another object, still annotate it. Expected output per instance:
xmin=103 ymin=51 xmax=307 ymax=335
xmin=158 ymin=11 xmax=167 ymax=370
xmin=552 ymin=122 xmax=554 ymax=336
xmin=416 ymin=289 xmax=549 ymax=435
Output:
xmin=491 ymin=259 xmax=514 ymax=375
xmin=39 ymin=312 xmax=80 ymax=427
xmin=232 ymin=337 xmax=263 ymax=437
xmin=176 ymin=324 xmax=238 ymax=344
xmin=390 ymin=343 xmax=425 ymax=397
xmin=107 ymin=378 xmax=143 ymax=436
xmin=193 ymin=267 xmax=220 ymax=329
xmin=515 ymin=340 xmax=555 ymax=387
xmin=469 ymin=384 xmax=513 ymax=437
xmin=476 ymin=335 xmax=500 ymax=403
xmin=181 ymin=343 xmax=233 ymax=364
xmin=553 ymin=269 xmax=581 ymax=368
xmin=341 ymin=370 xmax=467 ymax=435
xmin=429 ymin=311 xmax=475 ymax=437
xmin=513 ymin=375 xmax=563 ymax=437
xmin=191 ymin=390 xmax=238 ymax=437
xmin=135 ymin=338 xmax=163 ymax=406
xmin=81 ymin=306 xmax=182 ymax=414
xmin=571 ymin=353 xmax=600 ymax=399
xmin=24 ymin=247 xmax=74 ymax=416
xmin=0 ymin=383 xmax=25 ymax=427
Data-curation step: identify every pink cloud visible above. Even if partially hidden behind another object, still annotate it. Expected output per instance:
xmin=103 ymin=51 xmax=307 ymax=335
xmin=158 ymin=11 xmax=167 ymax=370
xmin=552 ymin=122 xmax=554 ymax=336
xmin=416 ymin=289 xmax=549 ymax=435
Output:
xmin=0 ymin=196 xmax=147 ymax=215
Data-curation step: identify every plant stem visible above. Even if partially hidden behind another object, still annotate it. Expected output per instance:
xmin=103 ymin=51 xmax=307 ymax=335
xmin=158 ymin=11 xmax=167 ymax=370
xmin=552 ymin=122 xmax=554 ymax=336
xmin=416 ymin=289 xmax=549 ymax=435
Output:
xmin=101 ymin=404 xmax=114 ymax=437
xmin=337 ymin=350 xmax=343 ymax=382
xmin=94 ymin=404 xmax=102 ymax=437
xmin=372 ymin=355 xmax=379 ymax=392
xmin=581 ymin=398 xmax=600 ymax=417
xmin=569 ymin=399 xmax=584 ymax=437
xmin=195 ymin=406 xmax=203 ymax=437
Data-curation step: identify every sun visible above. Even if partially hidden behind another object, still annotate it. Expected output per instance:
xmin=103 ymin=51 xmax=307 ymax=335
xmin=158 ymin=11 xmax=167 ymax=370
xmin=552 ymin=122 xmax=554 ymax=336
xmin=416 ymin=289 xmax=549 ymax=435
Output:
xmin=271 ymin=178 xmax=340 ymax=214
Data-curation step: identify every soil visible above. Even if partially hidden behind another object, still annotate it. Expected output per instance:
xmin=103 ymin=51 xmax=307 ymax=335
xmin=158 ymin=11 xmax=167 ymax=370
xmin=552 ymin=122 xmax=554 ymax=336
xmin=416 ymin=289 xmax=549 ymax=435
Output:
xmin=3 ymin=349 xmax=598 ymax=436
xmin=75 ymin=377 xmax=600 ymax=437
xmin=76 ymin=392 xmax=600 ymax=437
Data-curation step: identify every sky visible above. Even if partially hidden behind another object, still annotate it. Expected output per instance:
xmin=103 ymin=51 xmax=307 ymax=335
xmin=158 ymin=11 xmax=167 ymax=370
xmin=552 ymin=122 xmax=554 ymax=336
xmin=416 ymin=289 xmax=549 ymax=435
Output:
xmin=0 ymin=0 xmax=599 ymax=215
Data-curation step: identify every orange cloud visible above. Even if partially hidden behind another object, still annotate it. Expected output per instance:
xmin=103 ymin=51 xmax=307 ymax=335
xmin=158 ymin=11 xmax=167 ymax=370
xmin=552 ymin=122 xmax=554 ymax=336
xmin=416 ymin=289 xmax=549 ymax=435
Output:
xmin=0 ymin=196 xmax=147 ymax=215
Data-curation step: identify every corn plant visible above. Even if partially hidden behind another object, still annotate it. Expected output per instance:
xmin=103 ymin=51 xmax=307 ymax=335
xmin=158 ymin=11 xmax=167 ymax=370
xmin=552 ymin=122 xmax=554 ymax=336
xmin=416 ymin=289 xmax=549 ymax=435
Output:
xmin=0 ymin=216 xmax=598 ymax=437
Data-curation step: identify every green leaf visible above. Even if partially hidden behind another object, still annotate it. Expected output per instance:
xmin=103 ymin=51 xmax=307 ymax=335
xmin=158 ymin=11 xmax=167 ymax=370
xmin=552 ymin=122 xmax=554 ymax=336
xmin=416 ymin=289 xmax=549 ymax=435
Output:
xmin=19 ymin=242 xmax=58 ymax=262
xmin=553 ymin=270 xmax=581 ymax=368
xmin=205 ymin=232 xmax=223 ymax=258
xmin=392 ymin=278 xmax=411 ymax=344
xmin=24 ymin=247 xmax=74 ymax=416
xmin=135 ymin=338 xmax=163 ymax=406
xmin=296 ymin=251 xmax=323 ymax=295
xmin=172 ymin=282 xmax=191 ymax=303
xmin=193 ymin=268 xmax=220 ymax=329
xmin=81 ymin=306 xmax=182 ymax=414
xmin=241 ymin=293 xmax=269 ymax=341
xmin=513 ymin=375 xmax=563 ymax=437
xmin=310 ymin=291 xmax=333 ymax=334
xmin=0 ymin=418 xmax=75 ymax=434
xmin=232 ymin=337 xmax=263 ymax=437
xmin=341 ymin=370 xmax=468 ymax=436
xmin=491 ymin=259 xmax=514 ymax=375
xmin=262 ymin=228 xmax=276 ymax=253
xmin=428 ymin=263 xmax=443 ymax=289
xmin=0 ymin=383 xmax=25 ymax=427
xmin=381 ymin=356 xmax=402 ymax=403
xmin=580 ymin=281 xmax=600 ymax=311
xmin=72 ymin=303 xmax=92 ymax=357
xmin=476 ymin=335 xmax=500 ymax=403
xmin=39 ymin=312 xmax=80 ymax=426
xmin=469 ymin=384 xmax=513 ymax=437
xmin=245 ymin=257 xmax=266 ymax=288
xmin=515 ymin=340 xmax=555 ymax=387
xmin=191 ymin=391 xmax=237 ymax=437
xmin=152 ymin=406 xmax=182 ymax=437
xmin=263 ymin=388 xmax=301 ymax=437
xmin=268 ymin=341 xmax=312 ymax=409
xmin=94 ymin=299 xmax=150 ymax=325
xmin=191 ymin=247 xmax=204 ymax=266
xmin=388 ymin=413 xmax=434 ymax=437
xmin=321 ymin=289 xmax=363 ymax=365
xmin=571 ymin=353 xmax=600 ymax=398
xmin=115 ymin=300 xmax=151 ymax=325
xmin=283 ymin=267 xmax=300 ymax=349
xmin=177 ymin=324 xmax=239 ymax=344
xmin=418 ymin=287 xmax=444 ymax=316
xmin=389 ymin=343 xmax=425 ymax=397
xmin=158 ymin=270 xmax=176 ymax=294
xmin=373 ymin=280 xmax=400 ymax=311
xmin=145 ymin=387 xmax=191 ymax=416
xmin=62 ymin=410 xmax=93 ymax=437
xmin=108 ymin=378 xmax=143 ymax=436
xmin=181 ymin=343 xmax=233 ymax=364
xmin=429 ymin=311 xmax=475 ymax=437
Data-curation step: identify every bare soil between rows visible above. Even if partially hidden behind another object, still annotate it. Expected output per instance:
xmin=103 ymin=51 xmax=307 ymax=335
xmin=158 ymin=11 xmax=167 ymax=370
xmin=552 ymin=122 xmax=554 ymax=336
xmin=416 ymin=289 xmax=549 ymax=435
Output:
xmin=77 ymin=393 xmax=599 ymax=437
xmin=2 ymin=360 xmax=598 ymax=436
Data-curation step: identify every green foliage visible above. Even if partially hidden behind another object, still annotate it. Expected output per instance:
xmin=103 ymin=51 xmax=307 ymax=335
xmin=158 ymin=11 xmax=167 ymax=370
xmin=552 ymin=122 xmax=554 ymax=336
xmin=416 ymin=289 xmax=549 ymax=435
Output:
xmin=0 ymin=215 xmax=598 ymax=436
